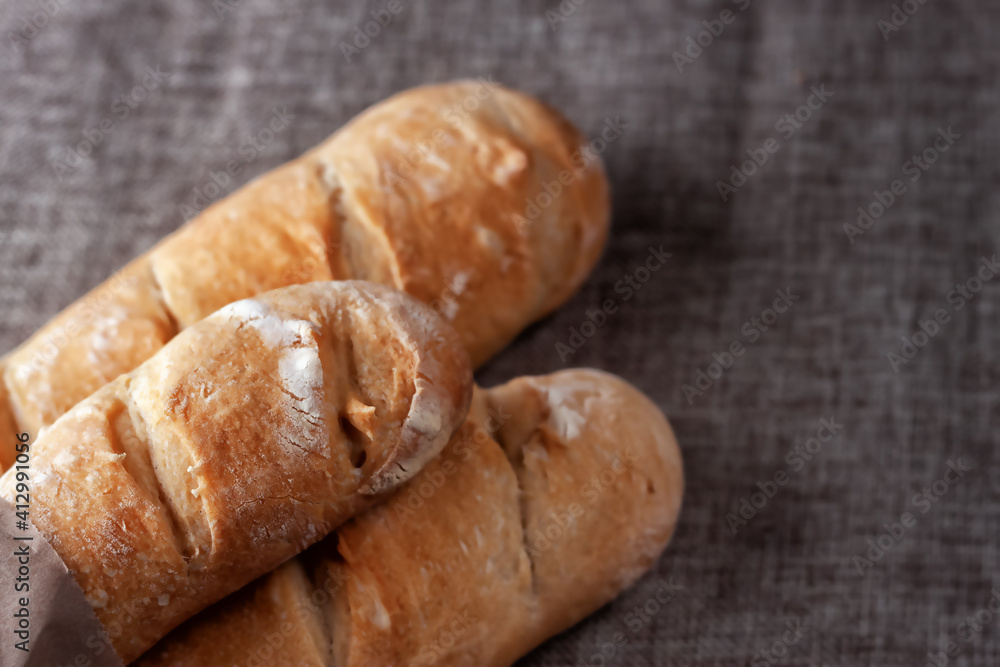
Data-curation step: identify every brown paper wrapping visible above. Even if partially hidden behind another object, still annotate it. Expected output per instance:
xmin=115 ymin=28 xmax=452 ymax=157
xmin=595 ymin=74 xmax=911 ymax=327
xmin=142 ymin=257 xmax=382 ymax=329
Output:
xmin=1 ymin=498 xmax=124 ymax=667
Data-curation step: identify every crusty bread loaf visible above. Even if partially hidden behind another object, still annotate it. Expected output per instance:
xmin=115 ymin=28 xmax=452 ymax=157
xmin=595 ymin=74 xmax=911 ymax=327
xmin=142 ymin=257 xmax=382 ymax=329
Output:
xmin=0 ymin=81 xmax=609 ymax=470
xmin=136 ymin=369 xmax=684 ymax=667
xmin=0 ymin=281 xmax=473 ymax=663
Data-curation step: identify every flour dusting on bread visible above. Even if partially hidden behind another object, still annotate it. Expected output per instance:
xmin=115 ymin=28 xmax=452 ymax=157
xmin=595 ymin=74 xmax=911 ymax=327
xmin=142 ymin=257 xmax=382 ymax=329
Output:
xmin=278 ymin=345 xmax=326 ymax=448
xmin=215 ymin=298 xmax=320 ymax=349
xmin=543 ymin=384 xmax=589 ymax=441
xmin=214 ymin=297 xmax=328 ymax=454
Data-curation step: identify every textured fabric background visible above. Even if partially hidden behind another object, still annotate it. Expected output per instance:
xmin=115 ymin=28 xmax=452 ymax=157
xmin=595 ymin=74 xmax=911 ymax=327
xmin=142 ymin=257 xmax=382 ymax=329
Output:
xmin=1 ymin=0 xmax=998 ymax=665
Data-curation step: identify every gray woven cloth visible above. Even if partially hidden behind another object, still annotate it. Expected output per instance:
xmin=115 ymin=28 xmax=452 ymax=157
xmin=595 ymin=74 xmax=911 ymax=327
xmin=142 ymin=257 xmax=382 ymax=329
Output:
xmin=2 ymin=0 xmax=999 ymax=665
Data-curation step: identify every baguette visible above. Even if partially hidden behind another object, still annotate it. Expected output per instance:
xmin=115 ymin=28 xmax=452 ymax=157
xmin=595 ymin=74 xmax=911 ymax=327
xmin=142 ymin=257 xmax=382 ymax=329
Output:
xmin=0 ymin=80 xmax=609 ymax=470
xmin=0 ymin=281 xmax=473 ymax=663
xmin=136 ymin=369 xmax=684 ymax=666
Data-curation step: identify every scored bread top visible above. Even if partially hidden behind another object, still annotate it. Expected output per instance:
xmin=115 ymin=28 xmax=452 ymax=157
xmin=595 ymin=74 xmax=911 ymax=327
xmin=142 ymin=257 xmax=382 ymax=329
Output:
xmin=135 ymin=369 xmax=684 ymax=667
xmin=330 ymin=369 xmax=683 ymax=666
xmin=0 ymin=281 xmax=473 ymax=663
xmin=0 ymin=81 xmax=610 ymax=472
xmin=309 ymin=82 xmax=610 ymax=364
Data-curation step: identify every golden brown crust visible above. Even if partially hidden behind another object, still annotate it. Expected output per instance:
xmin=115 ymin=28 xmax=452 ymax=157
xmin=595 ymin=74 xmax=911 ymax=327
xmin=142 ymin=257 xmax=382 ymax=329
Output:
xmin=486 ymin=370 xmax=683 ymax=649
xmin=135 ymin=560 xmax=329 ymax=667
xmin=311 ymin=82 xmax=610 ymax=365
xmin=0 ymin=81 xmax=609 ymax=454
xmin=3 ymin=259 xmax=177 ymax=435
xmin=0 ymin=281 xmax=472 ymax=663
xmin=151 ymin=161 xmax=346 ymax=328
xmin=332 ymin=415 xmax=531 ymax=667
xmin=136 ymin=369 xmax=683 ymax=667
